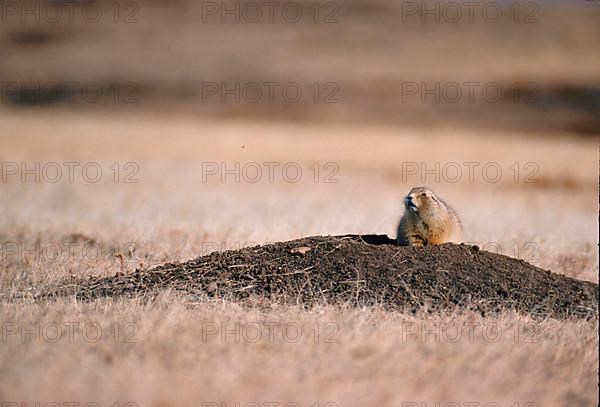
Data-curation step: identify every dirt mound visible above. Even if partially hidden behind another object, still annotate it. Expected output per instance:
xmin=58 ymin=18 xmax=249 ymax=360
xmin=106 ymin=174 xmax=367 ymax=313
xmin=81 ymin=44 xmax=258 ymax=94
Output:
xmin=48 ymin=235 xmax=598 ymax=319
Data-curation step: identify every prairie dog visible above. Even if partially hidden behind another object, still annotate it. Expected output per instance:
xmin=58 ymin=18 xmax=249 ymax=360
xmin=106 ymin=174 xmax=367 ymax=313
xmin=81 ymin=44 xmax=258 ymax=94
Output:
xmin=397 ymin=187 xmax=463 ymax=246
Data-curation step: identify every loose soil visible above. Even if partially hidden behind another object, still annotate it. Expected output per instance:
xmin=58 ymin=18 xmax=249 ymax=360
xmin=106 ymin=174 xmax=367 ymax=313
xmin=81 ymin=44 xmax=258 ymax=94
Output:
xmin=46 ymin=235 xmax=598 ymax=319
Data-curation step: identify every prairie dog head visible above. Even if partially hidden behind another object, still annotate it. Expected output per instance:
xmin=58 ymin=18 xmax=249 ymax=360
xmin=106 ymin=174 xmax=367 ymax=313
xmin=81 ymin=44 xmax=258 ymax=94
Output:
xmin=404 ymin=187 xmax=447 ymax=222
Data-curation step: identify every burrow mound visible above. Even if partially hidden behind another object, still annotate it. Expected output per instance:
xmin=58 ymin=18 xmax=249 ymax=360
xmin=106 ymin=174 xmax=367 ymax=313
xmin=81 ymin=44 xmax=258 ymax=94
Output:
xmin=48 ymin=235 xmax=598 ymax=319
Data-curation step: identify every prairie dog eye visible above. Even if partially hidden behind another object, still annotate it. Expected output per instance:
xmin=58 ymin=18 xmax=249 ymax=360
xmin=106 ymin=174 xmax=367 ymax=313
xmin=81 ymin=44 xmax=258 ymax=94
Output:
xmin=420 ymin=192 xmax=427 ymax=197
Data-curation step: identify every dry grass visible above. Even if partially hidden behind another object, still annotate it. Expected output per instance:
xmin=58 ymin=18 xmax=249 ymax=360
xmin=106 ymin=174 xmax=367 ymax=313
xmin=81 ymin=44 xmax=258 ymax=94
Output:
xmin=1 ymin=297 xmax=598 ymax=406
xmin=0 ymin=109 xmax=598 ymax=405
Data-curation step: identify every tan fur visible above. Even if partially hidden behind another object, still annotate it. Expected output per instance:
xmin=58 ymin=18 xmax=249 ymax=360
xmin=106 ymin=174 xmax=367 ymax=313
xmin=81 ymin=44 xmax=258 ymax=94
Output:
xmin=397 ymin=187 xmax=463 ymax=246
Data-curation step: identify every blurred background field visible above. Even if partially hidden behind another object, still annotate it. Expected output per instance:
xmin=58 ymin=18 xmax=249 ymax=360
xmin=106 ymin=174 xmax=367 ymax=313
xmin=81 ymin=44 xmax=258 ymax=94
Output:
xmin=0 ymin=0 xmax=598 ymax=405
xmin=1 ymin=0 xmax=600 ymax=133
